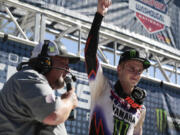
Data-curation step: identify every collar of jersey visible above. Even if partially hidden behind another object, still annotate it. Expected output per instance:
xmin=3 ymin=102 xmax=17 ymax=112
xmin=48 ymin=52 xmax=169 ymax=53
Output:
xmin=114 ymin=80 xmax=129 ymax=99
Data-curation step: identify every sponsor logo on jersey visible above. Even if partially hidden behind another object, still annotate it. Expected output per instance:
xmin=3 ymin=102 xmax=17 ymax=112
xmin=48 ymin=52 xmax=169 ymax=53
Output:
xmin=89 ymin=113 xmax=105 ymax=135
xmin=113 ymin=103 xmax=135 ymax=124
xmin=113 ymin=116 xmax=130 ymax=135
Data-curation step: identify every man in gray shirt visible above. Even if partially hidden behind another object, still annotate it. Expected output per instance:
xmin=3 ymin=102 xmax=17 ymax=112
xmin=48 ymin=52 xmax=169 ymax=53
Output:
xmin=0 ymin=40 xmax=80 ymax=135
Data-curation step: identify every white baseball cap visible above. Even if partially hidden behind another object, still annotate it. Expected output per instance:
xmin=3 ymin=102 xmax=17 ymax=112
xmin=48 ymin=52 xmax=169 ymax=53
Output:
xmin=31 ymin=40 xmax=80 ymax=64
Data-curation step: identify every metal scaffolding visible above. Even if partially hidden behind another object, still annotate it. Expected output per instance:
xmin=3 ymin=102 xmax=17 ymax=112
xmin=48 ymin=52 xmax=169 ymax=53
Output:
xmin=0 ymin=0 xmax=180 ymax=87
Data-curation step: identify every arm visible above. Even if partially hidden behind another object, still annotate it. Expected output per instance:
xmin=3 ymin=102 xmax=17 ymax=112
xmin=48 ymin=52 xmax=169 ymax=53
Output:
xmin=43 ymin=89 xmax=78 ymax=125
xmin=133 ymin=106 xmax=146 ymax=135
xmin=85 ymin=0 xmax=111 ymax=79
xmin=17 ymin=70 xmax=78 ymax=126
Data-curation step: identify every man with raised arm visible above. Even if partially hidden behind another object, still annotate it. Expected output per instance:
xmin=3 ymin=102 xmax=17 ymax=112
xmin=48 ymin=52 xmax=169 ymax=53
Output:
xmin=85 ymin=0 xmax=151 ymax=134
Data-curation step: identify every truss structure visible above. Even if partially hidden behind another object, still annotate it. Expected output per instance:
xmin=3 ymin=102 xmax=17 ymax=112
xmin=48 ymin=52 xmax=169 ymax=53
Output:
xmin=0 ymin=0 xmax=180 ymax=87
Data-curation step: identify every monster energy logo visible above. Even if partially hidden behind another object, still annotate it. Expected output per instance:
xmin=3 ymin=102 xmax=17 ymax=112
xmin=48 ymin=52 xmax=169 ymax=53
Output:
xmin=129 ymin=50 xmax=136 ymax=58
xmin=49 ymin=46 xmax=55 ymax=52
xmin=156 ymin=109 xmax=167 ymax=132
xmin=113 ymin=117 xmax=130 ymax=135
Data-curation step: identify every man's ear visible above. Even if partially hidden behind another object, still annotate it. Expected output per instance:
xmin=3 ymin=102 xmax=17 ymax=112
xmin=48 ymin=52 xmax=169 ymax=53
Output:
xmin=117 ymin=64 xmax=121 ymax=72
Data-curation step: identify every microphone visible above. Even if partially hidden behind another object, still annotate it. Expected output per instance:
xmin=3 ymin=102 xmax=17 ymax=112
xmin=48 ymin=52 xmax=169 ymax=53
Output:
xmin=64 ymin=76 xmax=72 ymax=91
xmin=16 ymin=62 xmax=29 ymax=71
xmin=64 ymin=76 xmax=76 ymax=120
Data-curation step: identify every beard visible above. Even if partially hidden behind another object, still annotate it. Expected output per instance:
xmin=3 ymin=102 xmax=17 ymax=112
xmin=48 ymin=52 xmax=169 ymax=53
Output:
xmin=54 ymin=75 xmax=65 ymax=89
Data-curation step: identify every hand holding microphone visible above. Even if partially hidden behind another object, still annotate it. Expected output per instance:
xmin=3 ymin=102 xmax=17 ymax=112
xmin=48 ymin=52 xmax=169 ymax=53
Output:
xmin=60 ymin=87 xmax=78 ymax=109
xmin=63 ymin=76 xmax=78 ymax=120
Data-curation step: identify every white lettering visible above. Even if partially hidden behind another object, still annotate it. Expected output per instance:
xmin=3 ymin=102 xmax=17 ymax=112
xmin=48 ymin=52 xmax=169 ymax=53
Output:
xmin=136 ymin=3 xmax=164 ymax=22
xmin=139 ymin=0 xmax=166 ymax=12
xmin=77 ymin=83 xmax=91 ymax=109
xmin=0 ymin=64 xmax=17 ymax=89
xmin=7 ymin=65 xmax=17 ymax=81
xmin=0 ymin=63 xmax=6 ymax=90
xmin=86 ymin=112 xmax=90 ymax=121
xmin=129 ymin=0 xmax=171 ymax=26
xmin=8 ymin=53 xmax=19 ymax=64
xmin=0 ymin=63 xmax=6 ymax=70
xmin=0 ymin=82 xmax=3 ymax=90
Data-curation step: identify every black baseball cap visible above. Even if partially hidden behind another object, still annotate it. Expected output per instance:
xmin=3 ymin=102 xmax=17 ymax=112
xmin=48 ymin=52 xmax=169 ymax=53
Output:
xmin=119 ymin=49 xmax=151 ymax=69
xmin=31 ymin=40 xmax=80 ymax=64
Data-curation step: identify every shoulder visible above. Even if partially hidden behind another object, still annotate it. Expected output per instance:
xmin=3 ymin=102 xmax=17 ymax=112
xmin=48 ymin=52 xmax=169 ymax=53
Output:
xmin=14 ymin=69 xmax=47 ymax=83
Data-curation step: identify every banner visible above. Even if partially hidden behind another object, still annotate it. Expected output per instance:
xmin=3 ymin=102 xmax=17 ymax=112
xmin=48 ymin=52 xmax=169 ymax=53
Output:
xmin=20 ymin=0 xmax=180 ymax=49
xmin=0 ymin=38 xmax=180 ymax=134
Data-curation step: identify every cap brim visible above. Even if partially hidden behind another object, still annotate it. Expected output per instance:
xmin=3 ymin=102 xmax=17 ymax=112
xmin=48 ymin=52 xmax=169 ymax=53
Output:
xmin=58 ymin=54 xmax=80 ymax=64
xmin=131 ymin=58 xmax=145 ymax=63
xmin=131 ymin=58 xmax=150 ymax=69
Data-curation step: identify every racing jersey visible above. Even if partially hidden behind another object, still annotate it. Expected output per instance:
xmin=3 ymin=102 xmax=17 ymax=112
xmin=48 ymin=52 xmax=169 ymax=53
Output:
xmin=85 ymin=12 xmax=145 ymax=135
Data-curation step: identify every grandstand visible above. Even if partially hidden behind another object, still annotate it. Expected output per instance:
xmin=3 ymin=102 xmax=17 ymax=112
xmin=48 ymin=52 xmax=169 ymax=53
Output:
xmin=0 ymin=0 xmax=180 ymax=135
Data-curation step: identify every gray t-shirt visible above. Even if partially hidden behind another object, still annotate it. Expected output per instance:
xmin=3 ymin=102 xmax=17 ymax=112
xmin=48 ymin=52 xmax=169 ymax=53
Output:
xmin=0 ymin=68 xmax=67 ymax=135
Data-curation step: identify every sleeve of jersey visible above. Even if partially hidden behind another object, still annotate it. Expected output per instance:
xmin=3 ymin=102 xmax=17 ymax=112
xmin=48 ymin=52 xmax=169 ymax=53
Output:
xmin=85 ymin=12 xmax=103 ymax=80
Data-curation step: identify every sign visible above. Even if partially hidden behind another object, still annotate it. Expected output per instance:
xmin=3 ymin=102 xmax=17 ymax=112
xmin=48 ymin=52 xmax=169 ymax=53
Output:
xmin=129 ymin=0 xmax=171 ymax=33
